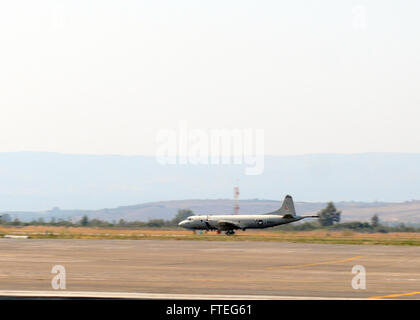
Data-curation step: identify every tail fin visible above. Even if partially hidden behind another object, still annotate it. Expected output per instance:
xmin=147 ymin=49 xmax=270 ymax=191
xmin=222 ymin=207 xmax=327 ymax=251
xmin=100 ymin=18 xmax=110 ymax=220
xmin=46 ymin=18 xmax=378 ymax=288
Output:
xmin=270 ymin=195 xmax=296 ymax=217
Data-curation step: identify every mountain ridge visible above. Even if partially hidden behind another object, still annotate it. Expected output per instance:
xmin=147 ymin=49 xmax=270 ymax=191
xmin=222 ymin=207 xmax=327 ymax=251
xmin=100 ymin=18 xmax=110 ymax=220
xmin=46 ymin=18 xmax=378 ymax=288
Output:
xmin=1 ymin=152 xmax=420 ymax=217
xmin=3 ymin=198 xmax=420 ymax=225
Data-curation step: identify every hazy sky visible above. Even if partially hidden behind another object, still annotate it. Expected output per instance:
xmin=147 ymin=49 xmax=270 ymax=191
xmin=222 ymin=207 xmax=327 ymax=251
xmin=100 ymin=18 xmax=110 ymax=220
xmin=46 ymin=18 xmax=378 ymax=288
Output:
xmin=0 ymin=0 xmax=419 ymax=156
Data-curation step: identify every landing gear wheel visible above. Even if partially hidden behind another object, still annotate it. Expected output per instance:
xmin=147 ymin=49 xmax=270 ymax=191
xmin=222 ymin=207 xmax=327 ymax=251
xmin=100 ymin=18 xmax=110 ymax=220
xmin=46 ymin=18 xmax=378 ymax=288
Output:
xmin=225 ymin=230 xmax=235 ymax=236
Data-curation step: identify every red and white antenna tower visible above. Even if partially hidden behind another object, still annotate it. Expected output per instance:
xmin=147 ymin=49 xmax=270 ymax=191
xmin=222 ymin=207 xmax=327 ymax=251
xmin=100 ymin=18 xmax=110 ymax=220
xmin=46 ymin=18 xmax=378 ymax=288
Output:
xmin=234 ymin=183 xmax=240 ymax=215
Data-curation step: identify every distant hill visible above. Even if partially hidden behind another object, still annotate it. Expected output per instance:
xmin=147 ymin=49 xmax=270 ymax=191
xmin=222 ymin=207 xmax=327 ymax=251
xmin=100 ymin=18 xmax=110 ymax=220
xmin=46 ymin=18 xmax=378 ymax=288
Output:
xmin=1 ymin=151 xmax=420 ymax=226
xmin=1 ymin=152 xmax=420 ymax=213
xmin=3 ymin=199 xmax=420 ymax=225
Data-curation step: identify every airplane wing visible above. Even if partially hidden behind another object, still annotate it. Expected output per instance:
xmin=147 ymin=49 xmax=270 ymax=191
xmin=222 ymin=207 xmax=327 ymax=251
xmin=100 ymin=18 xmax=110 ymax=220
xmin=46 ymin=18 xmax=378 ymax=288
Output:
xmin=216 ymin=220 xmax=241 ymax=231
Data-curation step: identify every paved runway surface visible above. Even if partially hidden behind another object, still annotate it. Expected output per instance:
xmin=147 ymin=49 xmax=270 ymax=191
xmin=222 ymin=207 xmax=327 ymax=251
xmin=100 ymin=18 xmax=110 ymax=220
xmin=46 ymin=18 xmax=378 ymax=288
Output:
xmin=1 ymin=239 xmax=419 ymax=299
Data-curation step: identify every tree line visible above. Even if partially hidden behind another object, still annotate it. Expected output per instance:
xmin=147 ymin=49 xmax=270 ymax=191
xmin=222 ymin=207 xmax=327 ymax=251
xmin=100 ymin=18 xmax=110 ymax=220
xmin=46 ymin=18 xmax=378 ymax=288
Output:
xmin=0 ymin=209 xmax=193 ymax=229
xmin=276 ymin=202 xmax=419 ymax=233
xmin=1 ymin=204 xmax=419 ymax=233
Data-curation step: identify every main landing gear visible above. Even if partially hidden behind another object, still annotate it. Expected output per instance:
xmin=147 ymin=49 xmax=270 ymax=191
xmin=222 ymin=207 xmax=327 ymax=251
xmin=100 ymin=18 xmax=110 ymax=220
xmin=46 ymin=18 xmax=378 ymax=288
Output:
xmin=225 ymin=230 xmax=235 ymax=236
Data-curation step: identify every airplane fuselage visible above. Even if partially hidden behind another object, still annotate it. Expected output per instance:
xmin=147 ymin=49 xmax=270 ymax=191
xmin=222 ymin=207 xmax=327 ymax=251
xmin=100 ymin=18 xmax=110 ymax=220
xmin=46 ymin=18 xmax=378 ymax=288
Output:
xmin=179 ymin=214 xmax=303 ymax=231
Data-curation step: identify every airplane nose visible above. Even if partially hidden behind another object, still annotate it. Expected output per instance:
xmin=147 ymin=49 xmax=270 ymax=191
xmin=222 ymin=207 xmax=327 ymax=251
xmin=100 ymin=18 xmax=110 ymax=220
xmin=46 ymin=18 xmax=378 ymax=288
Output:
xmin=178 ymin=220 xmax=186 ymax=227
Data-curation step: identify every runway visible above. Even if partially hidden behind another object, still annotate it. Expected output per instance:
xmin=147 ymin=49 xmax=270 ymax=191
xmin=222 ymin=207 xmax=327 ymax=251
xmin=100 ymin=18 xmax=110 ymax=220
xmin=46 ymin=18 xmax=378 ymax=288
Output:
xmin=0 ymin=239 xmax=419 ymax=299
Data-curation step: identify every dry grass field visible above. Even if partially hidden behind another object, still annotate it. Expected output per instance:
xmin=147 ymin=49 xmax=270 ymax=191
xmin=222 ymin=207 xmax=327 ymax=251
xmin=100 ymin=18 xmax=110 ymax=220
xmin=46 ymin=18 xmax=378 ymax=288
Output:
xmin=1 ymin=226 xmax=420 ymax=245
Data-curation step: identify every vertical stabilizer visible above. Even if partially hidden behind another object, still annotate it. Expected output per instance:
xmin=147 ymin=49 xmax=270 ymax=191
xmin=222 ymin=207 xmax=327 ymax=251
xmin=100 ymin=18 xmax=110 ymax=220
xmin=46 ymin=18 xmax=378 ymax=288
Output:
xmin=268 ymin=195 xmax=296 ymax=216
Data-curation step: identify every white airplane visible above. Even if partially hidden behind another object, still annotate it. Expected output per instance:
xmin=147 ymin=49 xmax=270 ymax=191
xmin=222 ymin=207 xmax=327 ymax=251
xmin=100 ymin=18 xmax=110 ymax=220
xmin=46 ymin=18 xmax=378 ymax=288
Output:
xmin=178 ymin=195 xmax=318 ymax=235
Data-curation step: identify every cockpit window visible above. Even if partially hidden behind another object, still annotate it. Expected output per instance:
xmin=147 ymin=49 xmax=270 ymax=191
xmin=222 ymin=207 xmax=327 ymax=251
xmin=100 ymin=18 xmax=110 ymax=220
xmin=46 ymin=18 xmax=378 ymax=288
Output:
xmin=187 ymin=217 xmax=193 ymax=221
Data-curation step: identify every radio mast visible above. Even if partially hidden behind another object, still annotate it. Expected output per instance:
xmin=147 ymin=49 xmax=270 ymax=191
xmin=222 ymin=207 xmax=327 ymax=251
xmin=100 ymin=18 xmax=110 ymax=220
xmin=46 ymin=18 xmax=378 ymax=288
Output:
xmin=234 ymin=183 xmax=240 ymax=215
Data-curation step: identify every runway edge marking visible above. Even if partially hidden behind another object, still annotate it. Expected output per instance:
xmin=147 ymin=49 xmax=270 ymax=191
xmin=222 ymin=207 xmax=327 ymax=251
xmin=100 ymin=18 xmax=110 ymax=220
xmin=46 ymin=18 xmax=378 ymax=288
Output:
xmin=0 ymin=290 xmax=364 ymax=300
